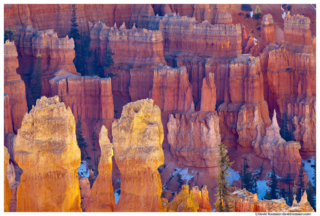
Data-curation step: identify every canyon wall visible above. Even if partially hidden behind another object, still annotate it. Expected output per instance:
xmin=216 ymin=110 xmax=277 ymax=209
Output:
xmin=4 ymin=40 xmax=28 ymax=133
xmin=112 ymin=99 xmax=164 ymax=211
xmin=14 ymin=96 xmax=81 ymax=212
xmin=4 ymin=147 xmax=11 ymax=212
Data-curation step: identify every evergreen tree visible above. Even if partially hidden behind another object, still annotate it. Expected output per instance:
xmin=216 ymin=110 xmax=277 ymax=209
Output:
xmin=91 ymin=49 xmax=102 ymax=76
xmin=280 ymin=112 xmax=293 ymax=141
xmin=306 ymin=180 xmax=315 ymax=211
xmin=76 ymin=117 xmax=88 ymax=160
xmin=78 ymin=30 xmax=92 ymax=76
xmin=297 ymin=162 xmax=305 ymax=202
xmin=311 ymin=159 xmax=316 ymax=191
xmin=30 ymin=53 xmax=43 ymax=109
xmin=4 ymin=28 xmax=16 ymax=43
xmin=265 ymin=157 xmax=279 ymax=200
xmin=214 ymin=143 xmax=235 ymax=212
xmin=240 ymin=157 xmax=258 ymax=194
xmin=284 ymin=163 xmax=294 ymax=205
xmin=253 ymin=6 xmax=262 ymax=20
xmin=69 ymin=4 xmax=79 ymax=41
xmin=280 ymin=188 xmax=286 ymax=199
xmin=103 ymin=46 xmax=115 ymax=78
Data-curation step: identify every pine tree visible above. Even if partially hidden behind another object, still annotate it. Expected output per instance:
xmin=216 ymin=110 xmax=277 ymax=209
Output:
xmin=76 ymin=117 xmax=88 ymax=160
xmin=103 ymin=46 xmax=115 ymax=78
xmin=253 ymin=6 xmax=262 ymax=20
xmin=306 ymin=181 xmax=315 ymax=211
xmin=91 ymin=129 xmax=98 ymax=169
xmin=297 ymin=162 xmax=305 ymax=202
xmin=214 ymin=143 xmax=235 ymax=212
xmin=30 ymin=53 xmax=43 ymax=109
xmin=280 ymin=112 xmax=293 ymax=141
xmin=240 ymin=157 xmax=258 ymax=194
xmin=265 ymin=157 xmax=279 ymax=200
xmin=69 ymin=4 xmax=79 ymax=41
xmin=311 ymin=159 xmax=316 ymax=192
xmin=284 ymin=163 xmax=294 ymax=205
xmin=280 ymin=188 xmax=286 ymax=199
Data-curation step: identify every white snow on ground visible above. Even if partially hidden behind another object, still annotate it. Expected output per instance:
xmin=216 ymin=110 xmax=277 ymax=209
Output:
xmin=253 ymin=38 xmax=257 ymax=42
xmin=250 ymin=11 xmax=253 ymax=17
xmin=78 ymin=161 xmax=90 ymax=178
xmin=281 ymin=5 xmax=286 ymax=19
xmin=302 ymin=157 xmax=316 ymax=186
xmin=226 ymin=167 xmax=240 ymax=186
xmin=114 ymin=188 xmax=120 ymax=204
xmin=179 ymin=168 xmax=196 ymax=184
xmin=311 ymin=4 xmax=316 ymax=10
xmin=257 ymin=180 xmax=268 ymax=200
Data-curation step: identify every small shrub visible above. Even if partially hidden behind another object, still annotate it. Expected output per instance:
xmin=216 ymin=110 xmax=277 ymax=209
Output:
xmin=257 ymin=26 xmax=261 ymax=31
xmin=287 ymin=5 xmax=292 ymax=11
xmin=246 ymin=13 xmax=250 ymax=18
xmin=241 ymin=4 xmax=252 ymax=11
xmin=238 ymin=12 xmax=244 ymax=16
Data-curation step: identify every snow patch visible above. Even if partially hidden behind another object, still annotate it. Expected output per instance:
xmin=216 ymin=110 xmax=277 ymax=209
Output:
xmin=250 ymin=11 xmax=253 ymax=18
xmin=114 ymin=188 xmax=120 ymax=204
xmin=302 ymin=157 xmax=315 ymax=186
xmin=212 ymin=209 xmax=216 ymax=212
xmin=226 ymin=167 xmax=240 ymax=186
xmin=281 ymin=5 xmax=286 ymax=19
xmin=179 ymin=168 xmax=196 ymax=184
xmin=257 ymin=180 xmax=268 ymax=200
xmin=78 ymin=161 xmax=90 ymax=178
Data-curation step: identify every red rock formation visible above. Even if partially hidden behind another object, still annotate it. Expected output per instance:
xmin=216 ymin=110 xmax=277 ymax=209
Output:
xmin=208 ymin=54 xmax=271 ymax=148
xmin=4 ymin=4 xmax=158 ymax=37
xmin=89 ymin=21 xmax=166 ymax=99
xmin=4 ymin=40 xmax=28 ymax=133
xmin=86 ymin=126 xmax=115 ymax=212
xmin=261 ymin=14 xmax=275 ymax=44
xmin=192 ymin=186 xmax=212 ymax=212
xmin=167 ymin=111 xmax=221 ymax=168
xmin=148 ymin=13 xmax=242 ymax=58
xmin=200 ymin=73 xmax=216 ymax=112
xmin=149 ymin=66 xmax=193 ymax=112
xmin=252 ymin=110 xmax=302 ymax=178
xmin=112 ymin=99 xmax=164 ymax=212
xmin=232 ymin=189 xmax=314 ymax=212
xmin=166 ymin=185 xmax=199 ymax=212
xmin=79 ymin=177 xmax=91 ymax=211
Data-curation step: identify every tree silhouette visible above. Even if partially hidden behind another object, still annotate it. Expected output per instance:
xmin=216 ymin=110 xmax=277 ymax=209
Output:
xmin=76 ymin=117 xmax=88 ymax=160
xmin=30 ymin=52 xmax=43 ymax=109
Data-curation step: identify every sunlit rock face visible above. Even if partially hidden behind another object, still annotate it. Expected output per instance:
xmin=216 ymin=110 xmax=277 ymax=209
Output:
xmin=14 ymin=96 xmax=81 ymax=212
xmin=164 ymin=185 xmax=199 ymax=212
xmin=86 ymin=126 xmax=115 ymax=212
xmin=112 ymin=99 xmax=164 ymax=212
xmin=191 ymin=186 xmax=212 ymax=212
xmin=4 ymin=40 xmax=28 ymax=133
xmin=4 ymin=147 xmax=11 ymax=212
xmin=232 ymin=189 xmax=314 ymax=212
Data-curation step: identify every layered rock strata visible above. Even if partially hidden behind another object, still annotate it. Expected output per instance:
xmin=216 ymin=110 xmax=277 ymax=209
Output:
xmin=4 ymin=40 xmax=28 ymax=133
xmin=86 ymin=126 xmax=115 ymax=212
xmin=232 ymin=189 xmax=314 ymax=212
xmin=14 ymin=96 xmax=81 ymax=212
xmin=112 ymin=99 xmax=164 ymax=211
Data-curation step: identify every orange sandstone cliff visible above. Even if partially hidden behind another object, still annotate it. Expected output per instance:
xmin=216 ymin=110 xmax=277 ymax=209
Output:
xmin=14 ymin=96 xmax=81 ymax=212
xmin=112 ymin=99 xmax=164 ymax=211
xmin=4 ymin=147 xmax=11 ymax=212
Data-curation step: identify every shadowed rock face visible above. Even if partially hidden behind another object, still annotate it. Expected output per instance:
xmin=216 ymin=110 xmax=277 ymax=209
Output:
xmin=86 ymin=126 xmax=115 ymax=212
xmin=4 ymin=40 xmax=28 ymax=134
xmin=14 ymin=96 xmax=81 ymax=212
xmin=112 ymin=99 xmax=164 ymax=212
xmin=232 ymin=189 xmax=314 ymax=212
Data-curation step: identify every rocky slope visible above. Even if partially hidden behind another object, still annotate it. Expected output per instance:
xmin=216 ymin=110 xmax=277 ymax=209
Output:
xmin=14 ymin=96 xmax=81 ymax=212
xmin=112 ymin=99 xmax=164 ymax=211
